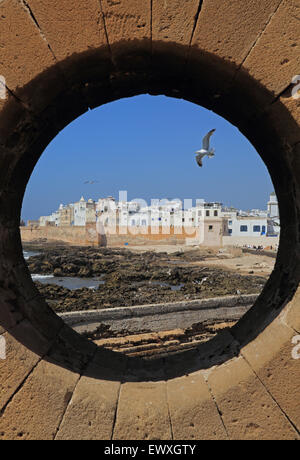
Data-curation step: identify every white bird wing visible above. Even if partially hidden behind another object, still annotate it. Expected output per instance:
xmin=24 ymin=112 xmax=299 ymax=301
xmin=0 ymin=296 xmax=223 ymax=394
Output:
xmin=202 ymin=129 xmax=216 ymax=151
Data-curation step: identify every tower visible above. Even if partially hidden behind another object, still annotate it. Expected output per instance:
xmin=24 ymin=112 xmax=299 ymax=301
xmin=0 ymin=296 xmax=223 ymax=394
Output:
xmin=267 ymin=192 xmax=279 ymax=219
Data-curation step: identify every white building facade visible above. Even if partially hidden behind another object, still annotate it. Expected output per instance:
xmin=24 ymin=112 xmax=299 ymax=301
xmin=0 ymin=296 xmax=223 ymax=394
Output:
xmin=34 ymin=192 xmax=280 ymax=248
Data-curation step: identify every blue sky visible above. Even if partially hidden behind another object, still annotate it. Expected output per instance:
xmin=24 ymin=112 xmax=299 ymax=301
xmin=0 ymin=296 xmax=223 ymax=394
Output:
xmin=22 ymin=94 xmax=274 ymax=222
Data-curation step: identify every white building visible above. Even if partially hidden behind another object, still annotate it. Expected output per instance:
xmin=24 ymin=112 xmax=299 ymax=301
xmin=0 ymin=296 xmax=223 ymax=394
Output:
xmin=39 ymin=210 xmax=60 ymax=227
xmin=74 ymin=197 xmax=87 ymax=226
xmin=73 ymin=197 xmax=96 ymax=226
xmin=222 ymin=192 xmax=280 ymax=239
xmin=96 ymin=197 xmax=116 ymax=214
xmin=36 ymin=192 xmax=281 ymax=244
xmin=227 ymin=216 xmax=268 ymax=237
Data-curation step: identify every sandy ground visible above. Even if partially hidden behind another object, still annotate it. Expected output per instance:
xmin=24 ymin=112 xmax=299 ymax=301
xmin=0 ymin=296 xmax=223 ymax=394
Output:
xmin=125 ymin=244 xmax=275 ymax=277
xmin=126 ymin=244 xmax=196 ymax=254
xmin=195 ymin=253 xmax=275 ymax=277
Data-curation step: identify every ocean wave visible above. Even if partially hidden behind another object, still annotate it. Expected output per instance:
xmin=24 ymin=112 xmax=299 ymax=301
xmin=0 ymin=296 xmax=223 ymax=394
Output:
xmin=23 ymin=251 xmax=40 ymax=260
xmin=31 ymin=274 xmax=54 ymax=280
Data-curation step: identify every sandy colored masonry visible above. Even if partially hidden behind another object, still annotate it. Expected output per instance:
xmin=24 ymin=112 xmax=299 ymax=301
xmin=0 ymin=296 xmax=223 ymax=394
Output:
xmin=20 ymin=223 xmax=224 ymax=247
xmin=0 ymin=0 xmax=299 ymax=440
xmin=20 ymin=225 xmax=281 ymax=248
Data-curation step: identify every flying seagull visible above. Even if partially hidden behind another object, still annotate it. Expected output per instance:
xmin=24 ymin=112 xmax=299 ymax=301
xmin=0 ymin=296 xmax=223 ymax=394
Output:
xmin=195 ymin=129 xmax=216 ymax=167
xmin=84 ymin=180 xmax=99 ymax=185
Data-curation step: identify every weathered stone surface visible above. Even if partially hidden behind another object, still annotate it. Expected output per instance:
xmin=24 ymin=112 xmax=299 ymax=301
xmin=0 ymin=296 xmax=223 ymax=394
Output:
xmin=164 ymin=348 xmax=201 ymax=380
xmin=207 ymin=356 xmax=299 ymax=440
xmin=3 ymin=318 xmax=57 ymax=358
xmin=153 ymin=0 xmax=199 ymax=46
xmin=265 ymin=94 xmax=300 ymax=148
xmin=101 ymin=0 xmax=151 ymax=69
xmin=152 ymin=0 xmax=200 ymax=74
xmin=125 ymin=355 xmax=165 ymax=382
xmin=0 ymin=95 xmax=27 ymax=149
xmin=55 ymin=359 xmax=123 ymax=440
xmin=0 ymin=360 xmax=79 ymax=440
xmin=113 ymin=381 xmax=172 ymax=440
xmin=0 ymin=330 xmax=40 ymax=411
xmin=0 ymin=284 xmax=24 ymax=332
xmin=102 ymin=0 xmax=151 ymax=45
xmin=26 ymin=0 xmax=108 ymax=60
xmin=0 ymin=0 xmax=64 ymax=110
xmin=186 ymin=0 xmax=283 ymax=104
xmin=243 ymin=0 xmax=300 ymax=97
xmin=191 ymin=0 xmax=282 ymax=66
xmin=45 ymin=324 xmax=96 ymax=374
xmin=241 ymin=319 xmax=300 ymax=432
xmin=91 ymin=347 xmax=128 ymax=378
xmin=167 ymin=372 xmax=227 ymax=440
xmin=26 ymin=0 xmax=112 ymax=88
xmin=282 ymin=286 xmax=300 ymax=332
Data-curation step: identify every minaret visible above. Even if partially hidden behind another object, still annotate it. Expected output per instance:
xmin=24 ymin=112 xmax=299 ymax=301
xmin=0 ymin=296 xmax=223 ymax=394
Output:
xmin=267 ymin=192 xmax=279 ymax=218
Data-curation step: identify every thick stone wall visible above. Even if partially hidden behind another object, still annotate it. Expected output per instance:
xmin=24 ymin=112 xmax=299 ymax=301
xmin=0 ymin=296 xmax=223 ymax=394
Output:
xmin=21 ymin=225 xmax=281 ymax=248
xmin=0 ymin=0 xmax=299 ymax=440
xmin=20 ymin=225 xmax=221 ymax=247
xmin=21 ymin=225 xmax=99 ymax=246
xmin=60 ymin=294 xmax=258 ymax=336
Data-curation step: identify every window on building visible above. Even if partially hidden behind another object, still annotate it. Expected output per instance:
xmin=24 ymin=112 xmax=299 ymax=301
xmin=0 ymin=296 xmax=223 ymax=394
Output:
xmin=262 ymin=225 xmax=266 ymax=234
xmin=253 ymin=225 xmax=261 ymax=232
xmin=240 ymin=225 xmax=248 ymax=232
xmin=206 ymin=210 xmax=210 ymax=217
xmin=229 ymin=220 xmax=232 ymax=225
xmin=228 ymin=229 xmax=232 ymax=235
xmin=209 ymin=225 xmax=213 ymax=231
xmin=214 ymin=211 xmax=218 ymax=216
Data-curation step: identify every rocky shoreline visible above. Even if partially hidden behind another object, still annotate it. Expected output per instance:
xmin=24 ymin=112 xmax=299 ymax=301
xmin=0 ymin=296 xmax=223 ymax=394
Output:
xmin=24 ymin=244 xmax=267 ymax=313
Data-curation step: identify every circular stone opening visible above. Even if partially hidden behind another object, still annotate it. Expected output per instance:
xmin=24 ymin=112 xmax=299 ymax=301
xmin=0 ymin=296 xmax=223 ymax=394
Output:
xmin=0 ymin=43 xmax=299 ymax=377
xmin=21 ymin=94 xmax=277 ymax=362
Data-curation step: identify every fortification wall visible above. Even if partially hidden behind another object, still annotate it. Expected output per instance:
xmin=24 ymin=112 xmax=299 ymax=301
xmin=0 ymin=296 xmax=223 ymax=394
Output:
xmin=61 ymin=294 xmax=258 ymax=336
xmin=21 ymin=225 xmax=212 ymax=247
xmin=21 ymin=225 xmax=279 ymax=248
xmin=20 ymin=224 xmax=100 ymax=246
